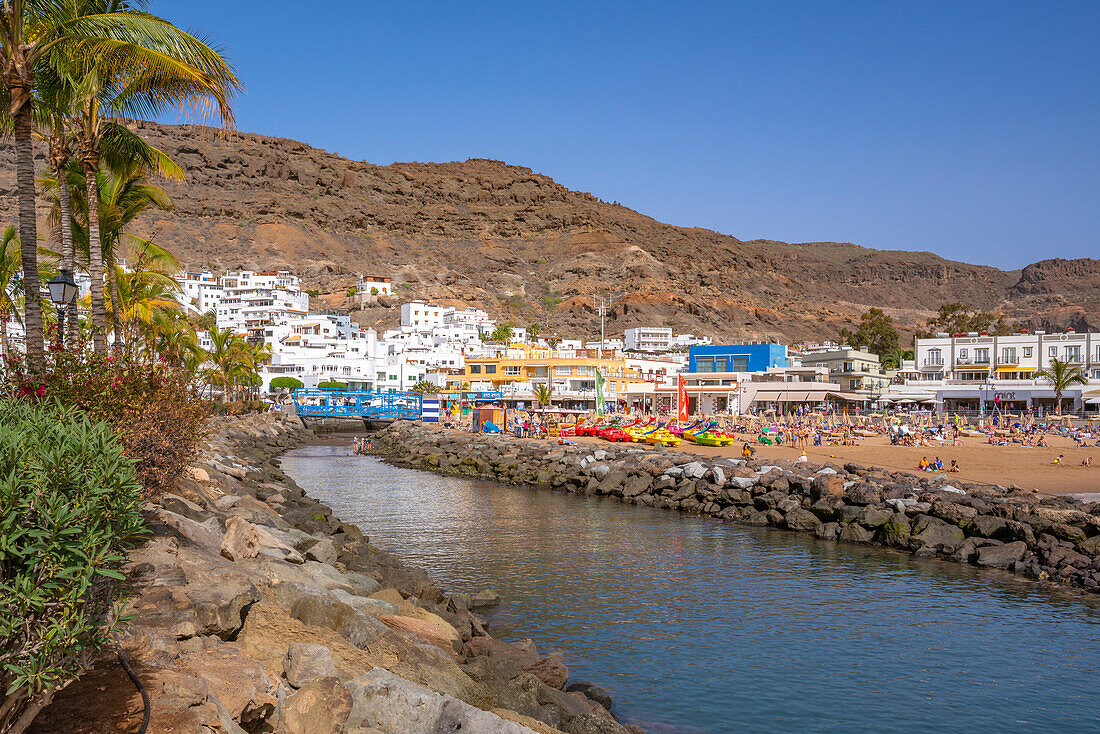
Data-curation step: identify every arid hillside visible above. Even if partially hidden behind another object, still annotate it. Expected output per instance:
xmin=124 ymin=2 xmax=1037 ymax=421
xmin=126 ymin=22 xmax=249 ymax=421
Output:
xmin=2 ymin=120 xmax=1095 ymax=342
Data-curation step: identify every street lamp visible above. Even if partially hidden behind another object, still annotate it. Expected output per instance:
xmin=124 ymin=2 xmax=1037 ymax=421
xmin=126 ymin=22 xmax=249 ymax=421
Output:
xmin=47 ymin=269 xmax=79 ymax=347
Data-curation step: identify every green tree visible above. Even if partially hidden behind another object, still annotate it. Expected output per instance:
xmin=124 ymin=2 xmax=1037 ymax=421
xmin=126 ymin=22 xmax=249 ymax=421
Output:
xmin=488 ymin=323 xmax=515 ymax=345
xmin=920 ymin=302 xmax=1012 ymax=338
xmin=838 ymin=308 xmax=899 ymax=357
xmin=526 ymin=323 xmax=541 ymax=341
xmin=270 ymin=376 xmax=304 ymax=391
xmin=533 ymin=382 xmax=553 ymax=409
xmin=1 ymin=0 xmax=233 ymax=365
xmin=67 ymin=1 xmax=239 ymax=352
xmin=317 ymin=380 xmax=348 ymax=390
xmin=881 ymin=348 xmax=914 ymax=370
xmin=1034 ymin=358 xmax=1088 ymax=415
xmin=411 ymin=380 xmax=439 ymax=395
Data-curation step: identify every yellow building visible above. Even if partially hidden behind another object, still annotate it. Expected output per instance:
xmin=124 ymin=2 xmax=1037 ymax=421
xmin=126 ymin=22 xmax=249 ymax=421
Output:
xmin=445 ymin=348 xmax=650 ymax=409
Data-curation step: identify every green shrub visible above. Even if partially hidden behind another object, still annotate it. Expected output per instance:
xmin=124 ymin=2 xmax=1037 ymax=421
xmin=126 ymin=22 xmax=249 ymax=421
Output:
xmin=346 ymin=287 xmax=357 ymax=297
xmin=270 ymin=376 xmax=304 ymax=390
xmin=317 ymin=380 xmax=348 ymax=390
xmin=0 ymin=398 xmax=146 ymax=733
xmin=370 ymin=286 xmax=379 ymax=296
xmin=8 ymin=351 xmax=208 ymax=497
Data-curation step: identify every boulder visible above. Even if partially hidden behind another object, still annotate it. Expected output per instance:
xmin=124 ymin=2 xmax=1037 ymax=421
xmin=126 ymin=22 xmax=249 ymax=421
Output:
xmin=305 ymin=538 xmax=339 ymax=564
xmin=969 ymin=515 xmax=1009 ymax=539
xmin=857 ymin=507 xmax=893 ymax=529
xmin=681 ymin=462 xmax=706 ymax=479
xmin=221 ymin=516 xmax=262 ymax=561
xmin=280 ymin=676 xmax=353 ymax=734
xmin=344 ymin=668 xmax=539 ymax=733
xmin=811 ymin=475 xmax=845 ymax=500
xmin=784 ymin=508 xmax=822 ymax=533
xmin=932 ymin=501 xmax=979 ymax=528
xmin=526 ymin=654 xmax=569 ymax=690
xmin=284 ymin=643 xmax=339 ymax=688
xmin=839 ymin=523 xmax=873 ymax=544
xmin=976 ymin=541 xmax=1028 ymax=569
xmin=566 ymin=681 xmax=613 ymax=710
xmin=911 ymin=517 xmax=966 ymax=554
xmin=844 ymin=483 xmax=883 ymax=506
xmin=877 ymin=513 xmax=911 ymax=548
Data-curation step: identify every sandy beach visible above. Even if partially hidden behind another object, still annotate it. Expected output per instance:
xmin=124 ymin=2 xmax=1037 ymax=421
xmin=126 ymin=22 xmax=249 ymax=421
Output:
xmin=576 ymin=433 xmax=1100 ymax=496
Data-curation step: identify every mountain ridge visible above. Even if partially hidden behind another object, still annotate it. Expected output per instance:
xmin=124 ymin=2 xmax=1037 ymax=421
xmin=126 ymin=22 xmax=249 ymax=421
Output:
xmin=1 ymin=120 xmax=1094 ymax=342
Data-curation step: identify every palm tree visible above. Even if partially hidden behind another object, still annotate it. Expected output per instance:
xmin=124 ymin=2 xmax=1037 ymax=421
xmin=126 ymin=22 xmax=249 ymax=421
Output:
xmin=0 ymin=226 xmax=24 ymax=362
xmin=489 ymin=324 xmax=514 ymax=345
xmin=201 ymin=327 xmax=239 ymax=400
xmin=109 ymin=267 xmax=182 ymax=354
xmin=46 ymin=157 xmax=181 ymax=346
xmin=66 ymin=0 xmax=239 ymax=352
xmin=2 ymin=0 xmax=216 ymax=366
xmin=881 ymin=348 xmax=914 ymax=370
xmin=534 ymin=382 xmax=553 ymax=409
xmin=34 ymin=62 xmax=81 ymax=344
xmin=411 ymin=380 xmax=439 ymax=395
xmin=1034 ymin=358 xmax=1088 ymax=415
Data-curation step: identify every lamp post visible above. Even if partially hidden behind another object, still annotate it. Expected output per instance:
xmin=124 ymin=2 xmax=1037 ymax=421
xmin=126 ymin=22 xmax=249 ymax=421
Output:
xmin=47 ymin=269 xmax=79 ymax=348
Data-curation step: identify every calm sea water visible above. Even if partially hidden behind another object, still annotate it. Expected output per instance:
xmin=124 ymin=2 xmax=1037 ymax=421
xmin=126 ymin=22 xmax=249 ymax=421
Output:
xmin=280 ymin=441 xmax=1100 ymax=734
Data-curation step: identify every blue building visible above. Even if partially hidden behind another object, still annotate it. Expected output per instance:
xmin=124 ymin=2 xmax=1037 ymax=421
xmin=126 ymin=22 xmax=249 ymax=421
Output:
xmin=687 ymin=344 xmax=788 ymax=373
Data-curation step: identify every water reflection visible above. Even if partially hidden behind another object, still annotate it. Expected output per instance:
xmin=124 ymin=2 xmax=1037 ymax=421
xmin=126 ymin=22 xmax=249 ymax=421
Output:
xmin=281 ymin=442 xmax=1100 ymax=734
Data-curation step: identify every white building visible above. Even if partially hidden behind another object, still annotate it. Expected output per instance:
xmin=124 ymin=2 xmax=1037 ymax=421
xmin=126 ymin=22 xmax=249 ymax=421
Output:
xmin=625 ymin=327 xmax=673 ymax=351
xmin=888 ymin=330 xmax=1100 ymax=414
xmin=624 ymin=327 xmax=712 ymax=352
xmin=400 ymin=302 xmax=448 ymax=331
xmin=357 ymin=275 xmax=392 ymax=296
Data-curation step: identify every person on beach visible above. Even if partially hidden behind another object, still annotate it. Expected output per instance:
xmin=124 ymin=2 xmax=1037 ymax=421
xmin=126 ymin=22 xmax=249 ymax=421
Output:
xmin=932 ymin=457 xmax=943 ymax=470
xmin=1053 ymin=454 xmax=1063 ymax=465
xmin=1082 ymin=456 xmax=1092 ymax=467
xmin=948 ymin=460 xmax=961 ymax=472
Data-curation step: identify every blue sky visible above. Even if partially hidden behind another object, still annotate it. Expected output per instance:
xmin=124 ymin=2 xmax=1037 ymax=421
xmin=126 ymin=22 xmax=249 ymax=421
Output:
xmin=158 ymin=1 xmax=1099 ymax=269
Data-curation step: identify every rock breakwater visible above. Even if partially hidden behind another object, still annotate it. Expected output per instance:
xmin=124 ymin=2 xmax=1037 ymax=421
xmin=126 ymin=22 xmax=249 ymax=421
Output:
xmin=376 ymin=422 xmax=1100 ymax=595
xmin=30 ymin=414 xmax=635 ymax=734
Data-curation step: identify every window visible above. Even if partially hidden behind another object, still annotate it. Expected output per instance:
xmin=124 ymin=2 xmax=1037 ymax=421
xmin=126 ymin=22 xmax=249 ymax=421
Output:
xmin=555 ymin=365 xmax=572 ymax=375
xmin=959 ymin=349 xmax=968 ymax=359
xmin=697 ymin=358 xmax=716 ymax=373
xmin=843 ymin=361 xmax=854 ymax=372
xmin=730 ymin=357 xmax=749 ymax=372
xmin=974 ymin=349 xmax=988 ymax=363
xmin=485 ymin=364 xmax=497 ymax=374
xmin=504 ymin=366 xmax=521 ymax=376
xmin=927 ymin=349 xmax=942 ymax=365
xmin=576 ymin=365 xmax=596 ymax=376
xmin=470 ymin=365 xmax=482 ymax=374
xmin=1023 ymin=347 xmax=1032 ymax=358
xmin=1002 ymin=348 xmax=1017 ymax=364
xmin=1049 ymin=346 xmax=1057 ymax=357
xmin=533 ymin=366 xmax=548 ymax=378
xmin=1066 ymin=346 xmax=1081 ymax=361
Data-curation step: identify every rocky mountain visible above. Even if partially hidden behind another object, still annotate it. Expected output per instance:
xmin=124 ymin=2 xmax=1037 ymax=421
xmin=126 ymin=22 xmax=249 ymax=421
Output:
xmin=3 ymin=120 xmax=1096 ymax=342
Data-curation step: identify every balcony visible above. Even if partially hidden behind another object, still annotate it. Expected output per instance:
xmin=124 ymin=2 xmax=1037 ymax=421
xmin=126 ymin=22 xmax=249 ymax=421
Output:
xmin=921 ymin=359 xmax=944 ymax=370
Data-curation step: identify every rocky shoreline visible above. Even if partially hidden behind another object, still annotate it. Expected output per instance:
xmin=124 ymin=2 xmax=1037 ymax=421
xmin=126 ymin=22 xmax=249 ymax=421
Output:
xmin=30 ymin=413 xmax=636 ymax=734
xmin=375 ymin=422 xmax=1100 ymax=595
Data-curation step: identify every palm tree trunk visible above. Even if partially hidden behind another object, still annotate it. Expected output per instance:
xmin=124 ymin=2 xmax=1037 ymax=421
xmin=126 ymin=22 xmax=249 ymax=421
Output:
xmin=13 ymin=107 xmax=45 ymax=366
xmin=1 ymin=316 xmax=8 ymax=363
xmin=82 ymin=159 xmax=108 ymax=355
xmin=55 ymin=159 xmax=79 ymax=345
